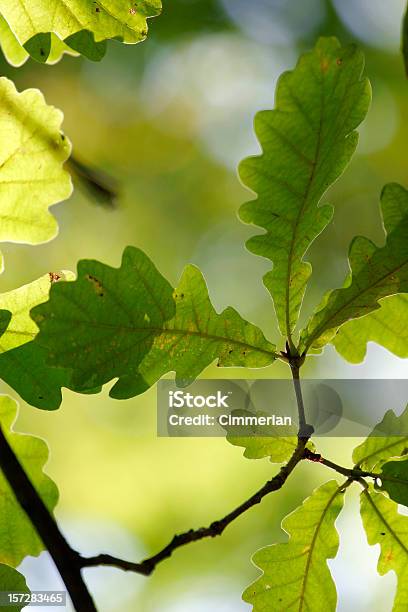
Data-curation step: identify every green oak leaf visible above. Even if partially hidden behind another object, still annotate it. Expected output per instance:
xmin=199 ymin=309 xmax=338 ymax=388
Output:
xmin=111 ymin=264 xmax=277 ymax=399
xmin=332 ymin=294 xmax=408 ymax=362
xmin=226 ymin=429 xmax=315 ymax=463
xmin=0 ymin=0 xmax=161 ymax=63
xmin=239 ymin=36 xmax=370 ymax=337
xmin=0 ymin=395 xmax=58 ymax=566
xmin=243 ymin=480 xmax=345 ymax=611
xmin=31 ymin=247 xmax=277 ymax=398
xmin=224 ymin=408 xmax=315 ymax=463
xmin=352 ymin=404 xmax=408 ymax=471
xmin=0 ymin=77 xmax=72 ymax=271
xmin=0 ymin=565 xmax=30 ymax=611
xmin=227 ymin=422 xmax=298 ymax=463
xmin=361 ymin=487 xmax=408 ymax=611
xmin=0 ymin=271 xmax=101 ymax=410
xmin=0 ymin=341 xmax=76 ymax=411
xmin=300 ymin=183 xmax=408 ymax=352
xmin=378 ymin=458 xmax=408 ymax=507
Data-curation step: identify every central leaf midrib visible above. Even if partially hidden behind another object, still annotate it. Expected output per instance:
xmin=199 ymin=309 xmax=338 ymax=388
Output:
xmin=298 ymin=485 xmax=342 ymax=611
xmin=284 ymin=81 xmax=324 ymax=338
xmin=42 ymin=319 xmax=277 ymax=358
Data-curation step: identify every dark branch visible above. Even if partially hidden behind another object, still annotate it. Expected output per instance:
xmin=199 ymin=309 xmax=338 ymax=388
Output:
xmin=81 ymin=436 xmax=309 ymax=575
xmin=82 ymin=363 xmax=314 ymax=575
xmin=290 ymin=360 xmax=314 ymax=439
xmin=4 ymin=351 xmax=372 ymax=599
xmin=0 ymin=424 xmax=97 ymax=612
xmin=303 ymin=449 xmax=358 ymax=478
xmin=302 ymin=449 xmax=407 ymax=486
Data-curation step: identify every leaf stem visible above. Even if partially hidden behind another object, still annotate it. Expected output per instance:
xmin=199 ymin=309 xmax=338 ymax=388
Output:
xmin=303 ymin=450 xmax=408 ymax=487
xmin=304 ymin=450 xmax=362 ymax=478
xmin=0 ymin=424 xmax=97 ymax=612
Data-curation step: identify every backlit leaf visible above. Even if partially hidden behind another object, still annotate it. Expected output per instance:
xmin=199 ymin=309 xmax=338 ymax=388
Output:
xmin=0 ymin=77 xmax=72 ymax=271
xmin=228 ymin=434 xmax=298 ymax=463
xmin=243 ymin=480 xmax=345 ymax=612
xmin=300 ymin=183 xmax=408 ymax=352
xmin=226 ymin=410 xmax=298 ymax=463
xmin=352 ymin=404 xmax=408 ymax=471
xmin=332 ymin=294 xmax=408 ymax=363
xmin=0 ymin=0 xmax=161 ymax=64
xmin=361 ymin=487 xmax=408 ymax=611
xmin=239 ymin=37 xmax=370 ymax=337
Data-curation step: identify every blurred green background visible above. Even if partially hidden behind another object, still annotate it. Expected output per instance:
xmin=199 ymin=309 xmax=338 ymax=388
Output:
xmin=1 ymin=0 xmax=407 ymax=610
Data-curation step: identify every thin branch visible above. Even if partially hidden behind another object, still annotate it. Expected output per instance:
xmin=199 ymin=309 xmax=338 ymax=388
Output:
xmin=83 ymin=357 xmax=314 ymax=575
xmin=0 ymin=424 xmax=97 ymax=612
xmin=0 ymin=411 xmax=310 ymax=587
xmin=290 ymin=359 xmax=314 ymax=439
xmin=81 ymin=436 xmax=310 ymax=575
xmin=303 ymin=449 xmax=408 ymax=488
xmin=303 ymin=450 xmax=357 ymax=478
xmin=30 ymin=439 xmax=388 ymax=582
xmin=5 ymin=349 xmax=380 ymax=597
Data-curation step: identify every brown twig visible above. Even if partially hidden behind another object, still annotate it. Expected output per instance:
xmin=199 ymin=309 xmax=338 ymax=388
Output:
xmin=81 ymin=436 xmax=309 ymax=575
xmin=4 ymin=343 xmax=385 ymax=607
